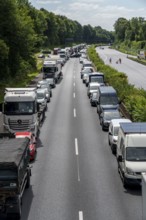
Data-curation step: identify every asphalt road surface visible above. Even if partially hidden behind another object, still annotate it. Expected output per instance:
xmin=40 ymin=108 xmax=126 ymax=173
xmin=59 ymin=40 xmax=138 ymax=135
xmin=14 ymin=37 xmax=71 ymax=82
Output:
xmin=96 ymin=46 xmax=146 ymax=90
xmin=0 ymin=57 xmax=143 ymax=220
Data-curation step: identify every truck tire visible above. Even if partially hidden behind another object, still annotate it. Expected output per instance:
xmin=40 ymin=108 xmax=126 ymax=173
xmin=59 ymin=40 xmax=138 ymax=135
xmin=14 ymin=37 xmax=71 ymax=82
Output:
xmin=7 ymin=197 xmax=21 ymax=220
xmin=26 ymin=172 xmax=30 ymax=189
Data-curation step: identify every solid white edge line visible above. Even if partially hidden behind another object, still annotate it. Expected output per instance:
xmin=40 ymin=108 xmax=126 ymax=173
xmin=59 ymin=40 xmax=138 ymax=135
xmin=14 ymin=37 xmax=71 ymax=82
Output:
xmin=74 ymin=108 xmax=76 ymax=117
xmin=79 ymin=211 xmax=83 ymax=220
xmin=75 ymin=138 xmax=78 ymax=155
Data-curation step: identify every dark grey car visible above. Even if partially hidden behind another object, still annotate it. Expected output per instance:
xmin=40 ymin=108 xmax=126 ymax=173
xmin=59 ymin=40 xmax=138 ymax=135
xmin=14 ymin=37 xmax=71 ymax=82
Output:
xmin=99 ymin=109 xmax=121 ymax=131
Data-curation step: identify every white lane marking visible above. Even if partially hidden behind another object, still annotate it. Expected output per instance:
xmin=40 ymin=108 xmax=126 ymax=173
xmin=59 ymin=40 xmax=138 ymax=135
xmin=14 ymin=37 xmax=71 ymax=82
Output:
xmin=73 ymin=93 xmax=76 ymax=98
xmin=75 ymin=138 xmax=78 ymax=155
xmin=75 ymin=138 xmax=80 ymax=181
xmin=79 ymin=211 xmax=83 ymax=220
xmin=74 ymin=75 xmax=76 ymax=79
xmin=74 ymin=108 xmax=76 ymax=117
xmin=73 ymin=82 xmax=76 ymax=87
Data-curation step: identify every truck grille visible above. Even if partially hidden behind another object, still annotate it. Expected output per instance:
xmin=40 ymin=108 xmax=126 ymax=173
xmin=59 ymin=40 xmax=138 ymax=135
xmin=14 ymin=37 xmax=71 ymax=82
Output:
xmin=9 ymin=119 xmax=30 ymax=131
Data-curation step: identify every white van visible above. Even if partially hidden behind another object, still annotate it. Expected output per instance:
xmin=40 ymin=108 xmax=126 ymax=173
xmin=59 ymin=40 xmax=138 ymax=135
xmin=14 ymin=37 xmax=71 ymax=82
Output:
xmin=117 ymin=122 xmax=146 ymax=188
xmin=108 ymin=118 xmax=131 ymax=154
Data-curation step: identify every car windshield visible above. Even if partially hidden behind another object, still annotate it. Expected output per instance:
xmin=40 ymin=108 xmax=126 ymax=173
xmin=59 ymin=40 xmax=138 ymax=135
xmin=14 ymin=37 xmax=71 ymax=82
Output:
xmin=90 ymin=85 xmax=98 ymax=90
xmin=83 ymin=64 xmax=92 ymax=68
xmin=4 ymin=101 xmax=34 ymax=115
xmin=100 ymin=95 xmax=118 ymax=105
xmin=104 ymin=111 xmax=120 ymax=120
xmin=37 ymin=93 xmax=45 ymax=99
xmin=126 ymin=147 xmax=146 ymax=161
xmin=0 ymin=170 xmax=17 ymax=180
xmin=43 ymin=67 xmax=55 ymax=73
xmin=82 ymin=69 xmax=92 ymax=73
xmin=113 ymin=126 xmax=119 ymax=135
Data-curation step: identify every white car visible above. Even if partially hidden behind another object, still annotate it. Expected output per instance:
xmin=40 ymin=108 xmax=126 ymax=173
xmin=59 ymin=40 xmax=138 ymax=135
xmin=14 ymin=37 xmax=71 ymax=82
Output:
xmin=36 ymin=88 xmax=48 ymax=110
xmin=108 ymin=118 xmax=131 ymax=154
xmin=87 ymin=82 xmax=101 ymax=98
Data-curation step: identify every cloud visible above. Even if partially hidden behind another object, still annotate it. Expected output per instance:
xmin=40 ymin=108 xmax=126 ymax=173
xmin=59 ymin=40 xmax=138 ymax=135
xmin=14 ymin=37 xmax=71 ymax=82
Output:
xmin=36 ymin=0 xmax=60 ymax=4
xmin=31 ymin=0 xmax=146 ymax=31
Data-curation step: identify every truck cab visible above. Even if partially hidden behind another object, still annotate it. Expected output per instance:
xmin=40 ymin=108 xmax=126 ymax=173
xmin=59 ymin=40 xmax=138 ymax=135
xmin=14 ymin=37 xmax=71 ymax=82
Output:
xmin=3 ymin=88 xmax=39 ymax=136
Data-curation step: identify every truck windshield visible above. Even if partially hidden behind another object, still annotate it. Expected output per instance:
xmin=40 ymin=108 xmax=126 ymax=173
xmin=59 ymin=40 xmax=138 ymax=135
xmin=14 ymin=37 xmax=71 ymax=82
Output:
xmin=0 ymin=170 xmax=17 ymax=180
xmin=4 ymin=101 xmax=34 ymax=115
xmin=126 ymin=147 xmax=146 ymax=161
xmin=43 ymin=67 xmax=55 ymax=73
xmin=100 ymin=95 xmax=118 ymax=105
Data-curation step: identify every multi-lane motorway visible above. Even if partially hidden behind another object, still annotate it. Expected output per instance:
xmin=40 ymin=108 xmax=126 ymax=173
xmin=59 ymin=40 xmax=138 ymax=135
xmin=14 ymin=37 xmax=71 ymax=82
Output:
xmin=96 ymin=46 xmax=146 ymax=90
xmin=9 ymin=56 xmax=142 ymax=220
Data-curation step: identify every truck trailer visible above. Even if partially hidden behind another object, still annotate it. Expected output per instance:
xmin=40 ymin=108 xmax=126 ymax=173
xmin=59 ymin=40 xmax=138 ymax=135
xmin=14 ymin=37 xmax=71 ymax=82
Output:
xmin=0 ymin=135 xmax=31 ymax=219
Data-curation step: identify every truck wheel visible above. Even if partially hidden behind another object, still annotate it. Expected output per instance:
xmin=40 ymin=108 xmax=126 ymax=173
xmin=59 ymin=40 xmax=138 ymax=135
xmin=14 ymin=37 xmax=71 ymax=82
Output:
xmin=7 ymin=197 xmax=21 ymax=220
xmin=26 ymin=172 xmax=30 ymax=189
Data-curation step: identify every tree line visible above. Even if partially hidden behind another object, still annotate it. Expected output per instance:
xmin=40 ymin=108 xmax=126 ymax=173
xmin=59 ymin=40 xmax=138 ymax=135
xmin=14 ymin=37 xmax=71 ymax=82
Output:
xmin=0 ymin=0 xmax=114 ymax=81
xmin=1 ymin=1 xmax=146 ymax=82
xmin=114 ymin=17 xmax=146 ymax=51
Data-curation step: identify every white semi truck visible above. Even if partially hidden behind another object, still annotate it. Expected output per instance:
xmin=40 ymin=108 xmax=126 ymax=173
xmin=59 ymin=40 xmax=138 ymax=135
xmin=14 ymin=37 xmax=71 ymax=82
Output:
xmin=3 ymin=88 xmax=40 ymax=136
xmin=42 ymin=57 xmax=62 ymax=82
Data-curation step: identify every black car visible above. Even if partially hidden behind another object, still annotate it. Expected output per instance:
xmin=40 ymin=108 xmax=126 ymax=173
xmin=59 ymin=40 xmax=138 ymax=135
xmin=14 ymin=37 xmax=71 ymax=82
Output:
xmin=99 ymin=109 xmax=121 ymax=131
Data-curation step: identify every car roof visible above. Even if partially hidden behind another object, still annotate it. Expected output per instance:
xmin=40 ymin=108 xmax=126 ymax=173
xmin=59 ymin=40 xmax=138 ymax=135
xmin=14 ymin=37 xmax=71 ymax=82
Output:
xmin=110 ymin=118 xmax=131 ymax=126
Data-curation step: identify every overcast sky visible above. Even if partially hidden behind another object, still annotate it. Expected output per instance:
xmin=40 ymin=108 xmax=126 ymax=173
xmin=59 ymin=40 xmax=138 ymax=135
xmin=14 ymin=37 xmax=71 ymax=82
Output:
xmin=29 ymin=0 xmax=146 ymax=31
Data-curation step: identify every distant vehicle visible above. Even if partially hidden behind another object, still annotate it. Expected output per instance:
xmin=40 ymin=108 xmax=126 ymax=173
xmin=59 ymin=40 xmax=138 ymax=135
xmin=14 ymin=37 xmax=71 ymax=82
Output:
xmin=79 ymin=54 xmax=87 ymax=63
xmin=80 ymin=67 xmax=94 ymax=79
xmin=15 ymin=131 xmax=37 ymax=161
xmin=90 ymin=92 xmax=98 ymax=107
xmin=86 ymin=72 xmax=104 ymax=87
xmin=70 ymin=52 xmax=81 ymax=58
xmin=36 ymin=88 xmax=48 ymax=110
xmin=117 ymin=122 xmax=146 ymax=188
xmin=137 ymin=50 xmax=146 ymax=59
xmin=99 ymin=109 xmax=121 ymax=131
xmin=82 ymin=60 xmax=93 ymax=70
xmin=38 ymin=54 xmax=45 ymax=58
xmin=45 ymin=78 xmax=56 ymax=88
xmin=42 ymin=58 xmax=62 ymax=83
xmin=37 ymin=80 xmax=52 ymax=101
xmin=87 ymin=82 xmax=101 ymax=98
xmin=108 ymin=118 xmax=131 ymax=154
xmin=82 ymin=72 xmax=90 ymax=84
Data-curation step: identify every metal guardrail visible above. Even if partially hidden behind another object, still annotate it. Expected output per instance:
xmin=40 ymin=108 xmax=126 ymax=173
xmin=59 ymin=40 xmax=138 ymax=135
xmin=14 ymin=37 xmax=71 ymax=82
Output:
xmin=120 ymin=103 xmax=132 ymax=120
